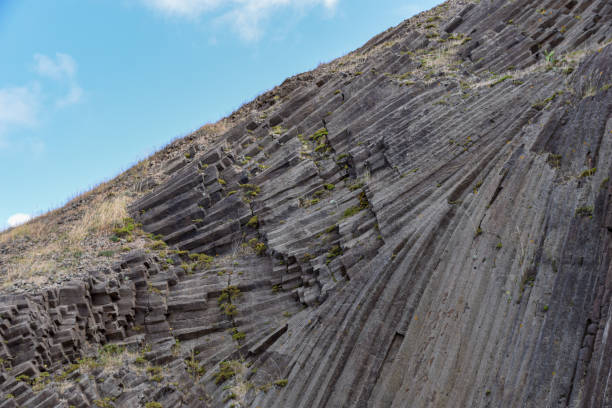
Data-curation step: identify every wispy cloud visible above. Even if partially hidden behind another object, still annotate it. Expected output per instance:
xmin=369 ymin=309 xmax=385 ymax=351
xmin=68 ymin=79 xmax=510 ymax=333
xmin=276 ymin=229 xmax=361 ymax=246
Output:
xmin=0 ymin=53 xmax=83 ymax=152
xmin=34 ymin=52 xmax=83 ymax=107
xmin=56 ymin=83 xmax=84 ymax=108
xmin=34 ymin=52 xmax=77 ymax=80
xmin=141 ymin=0 xmax=340 ymax=41
xmin=0 ymin=85 xmax=40 ymax=134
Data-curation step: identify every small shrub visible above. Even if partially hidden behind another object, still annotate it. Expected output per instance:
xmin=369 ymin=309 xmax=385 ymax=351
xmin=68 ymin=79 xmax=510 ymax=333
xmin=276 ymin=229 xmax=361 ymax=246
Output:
xmin=148 ymin=240 xmax=167 ymax=250
xmin=309 ymin=128 xmax=329 ymax=142
xmin=342 ymin=206 xmax=361 ymax=218
xmin=189 ymin=253 xmax=214 ymax=268
xmin=185 ymin=353 xmax=206 ymax=377
xmin=575 ymin=206 xmax=593 ymax=217
xmin=231 ymin=328 xmax=246 ymax=341
xmin=145 ymin=403 xmax=163 ymax=408
xmin=547 ymin=154 xmax=562 ymax=168
xmin=93 ymin=398 xmax=113 ymax=408
xmin=246 ymin=216 xmax=259 ymax=228
xmin=97 ymin=250 xmax=114 ymax=257
xmin=112 ymin=217 xmax=136 ymax=238
xmin=326 ymin=245 xmax=343 ymax=264
xmin=247 ymin=238 xmax=267 ymax=255
xmin=348 ymin=182 xmax=364 ymax=191
xmin=274 ymin=379 xmax=288 ymax=387
xmin=15 ymin=374 xmax=31 ymax=384
xmin=578 ymin=168 xmax=596 ymax=178
xmin=215 ymin=361 xmax=237 ymax=384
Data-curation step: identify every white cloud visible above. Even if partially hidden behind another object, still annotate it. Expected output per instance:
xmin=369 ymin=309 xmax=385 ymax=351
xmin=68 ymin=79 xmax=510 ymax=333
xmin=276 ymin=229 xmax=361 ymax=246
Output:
xmin=0 ymin=85 xmax=40 ymax=134
xmin=141 ymin=0 xmax=339 ymax=40
xmin=35 ymin=52 xmax=83 ymax=107
xmin=0 ymin=53 xmax=83 ymax=151
xmin=143 ymin=0 xmax=221 ymax=16
xmin=56 ymin=84 xmax=83 ymax=108
xmin=34 ymin=53 xmax=77 ymax=80
xmin=7 ymin=213 xmax=32 ymax=228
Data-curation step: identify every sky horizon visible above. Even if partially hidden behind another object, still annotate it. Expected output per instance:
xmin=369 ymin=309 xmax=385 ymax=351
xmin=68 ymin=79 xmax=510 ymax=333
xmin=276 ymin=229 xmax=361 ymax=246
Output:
xmin=0 ymin=0 xmax=440 ymax=231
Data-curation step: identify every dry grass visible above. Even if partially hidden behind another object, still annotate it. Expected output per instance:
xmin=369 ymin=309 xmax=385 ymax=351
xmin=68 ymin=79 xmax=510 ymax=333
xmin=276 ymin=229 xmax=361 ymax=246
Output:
xmin=69 ymin=194 xmax=130 ymax=245
xmin=0 ymin=193 xmax=133 ymax=288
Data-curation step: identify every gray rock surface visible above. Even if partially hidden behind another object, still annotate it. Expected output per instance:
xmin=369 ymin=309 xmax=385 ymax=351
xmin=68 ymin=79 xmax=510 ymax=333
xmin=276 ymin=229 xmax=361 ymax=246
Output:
xmin=1 ymin=0 xmax=611 ymax=406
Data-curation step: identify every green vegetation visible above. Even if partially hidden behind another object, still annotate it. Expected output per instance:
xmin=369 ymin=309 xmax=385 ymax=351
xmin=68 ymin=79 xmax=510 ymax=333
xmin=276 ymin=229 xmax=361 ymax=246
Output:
xmin=97 ymin=250 xmax=114 ymax=257
xmin=148 ymin=240 xmax=167 ymax=250
xmin=219 ymin=286 xmax=241 ymax=305
xmin=490 ymin=74 xmax=512 ymax=86
xmin=145 ymin=403 xmax=163 ymax=408
xmin=274 ymin=379 xmax=288 ymax=387
xmin=215 ymin=361 xmax=237 ymax=384
xmin=185 ymin=352 xmax=206 ymax=377
xmin=189 ymin=253 xmax=214 ymax=268
xmin=532 ymin=91 xmax=563 ymax=110
xmin=326 ymin=245 xmax=343 ymax=264
xmin=246 ymin=216 xmax=259 ymax=228
xmin=270 ymin=125 xmax=286 ymax=135
xmin=547 ymin=154 xmax=562 ymax=168
xmin=325 ymin=224 xmax=337 ymax=234
xmin=575 ymin=206 xmax=593 ymax=217
xmin=112 ymin=217 xmax=137 ymax=238
xmin=578 ymin=167 xmax=596 ymax=178
xmin=247 ymin=238 xmax=267 ymax=256
xmin=240 ymin=183 xmax=261 ymax=197
xmin=147 ymin=366 xmax=163 ymax=382
xmin=342 ymin=191 xmax=370 ymax=219
xmin=348 ymin=182 xmax=364 ymax=191
xmin=219 ymin=286 xmax=241 ymax=317
xmin=309 ymin=128 xmax=329 ymax=142
xmin=94 ymin=398 xmax=114 ymax=408
xmin=231 ymin=327 xmax=246 ymax=341
xmin=15 ymin=374 xmax=31 ymax=384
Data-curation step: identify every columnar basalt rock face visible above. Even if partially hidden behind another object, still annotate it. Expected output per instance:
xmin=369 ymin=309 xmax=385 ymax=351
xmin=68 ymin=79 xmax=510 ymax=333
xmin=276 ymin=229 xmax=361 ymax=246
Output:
xmin=1 ymin=0 xmax=612 ymax=407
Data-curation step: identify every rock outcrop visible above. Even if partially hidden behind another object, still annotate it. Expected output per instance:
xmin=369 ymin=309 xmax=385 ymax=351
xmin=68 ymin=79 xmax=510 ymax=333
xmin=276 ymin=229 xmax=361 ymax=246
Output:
xmin=1 ymin=0 xmax=611 ymax=406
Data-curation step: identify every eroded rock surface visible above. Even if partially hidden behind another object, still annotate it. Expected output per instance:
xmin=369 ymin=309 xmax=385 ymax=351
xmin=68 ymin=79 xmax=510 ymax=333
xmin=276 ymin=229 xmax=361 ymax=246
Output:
xmin=1 ymin=0 xmax=611 ymax=406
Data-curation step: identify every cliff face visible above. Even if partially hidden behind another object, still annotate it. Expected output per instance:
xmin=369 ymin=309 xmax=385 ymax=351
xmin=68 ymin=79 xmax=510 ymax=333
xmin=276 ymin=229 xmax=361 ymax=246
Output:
xmin=1 ymin=0 xmax=612 ymax=407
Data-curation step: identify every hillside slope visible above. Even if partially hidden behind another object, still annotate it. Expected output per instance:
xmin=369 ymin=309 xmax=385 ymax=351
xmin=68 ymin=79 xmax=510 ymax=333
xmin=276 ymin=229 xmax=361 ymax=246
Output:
xmin=1 ymin=0 xmax=612 ymax=407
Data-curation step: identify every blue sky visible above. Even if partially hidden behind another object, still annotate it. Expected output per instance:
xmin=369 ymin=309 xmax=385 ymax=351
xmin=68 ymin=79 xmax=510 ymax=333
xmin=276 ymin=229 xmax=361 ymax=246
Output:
xmin=0 ymin=0 xmax=439 ymax=230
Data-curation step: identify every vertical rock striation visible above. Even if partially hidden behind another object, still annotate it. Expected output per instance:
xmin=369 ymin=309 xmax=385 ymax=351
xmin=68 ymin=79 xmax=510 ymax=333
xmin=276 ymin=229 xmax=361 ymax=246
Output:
xmin=1 ymin=0 xmax=611 ymax=406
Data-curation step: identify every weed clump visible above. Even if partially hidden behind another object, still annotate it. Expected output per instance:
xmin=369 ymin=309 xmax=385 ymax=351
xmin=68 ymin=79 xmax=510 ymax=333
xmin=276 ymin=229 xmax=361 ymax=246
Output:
xmin=274 ymin=379 xmax=288 ymax=387
xmin=575 ymin=206 xmax=593 ymax=217
xmin=547 ymin=154 xmax=562 ymax=168
xmin=215 ymin=361 xmax=237 ymax=384
xmin=326 ymin=245 xmax=343 ymax=264
xmin=246 ymin=216 xmax=259 ymax=228
xmin=578 ymin=168 xmax=596 ymax=178
xmin=247 ymin=238 xmax=267 ymax=256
